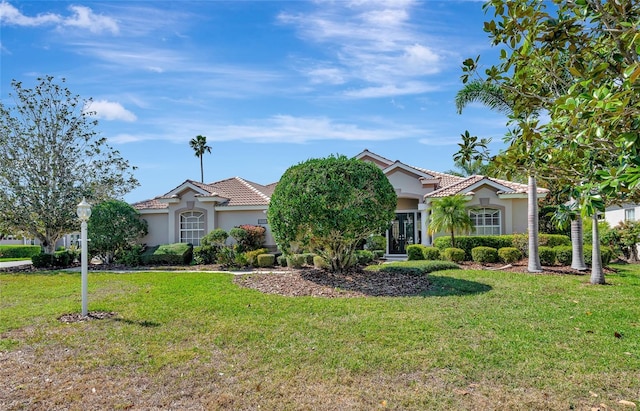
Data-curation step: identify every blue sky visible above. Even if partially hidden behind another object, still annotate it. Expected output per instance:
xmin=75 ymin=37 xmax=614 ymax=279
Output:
xmin=1 ymin=0 xmax=508 ymax=203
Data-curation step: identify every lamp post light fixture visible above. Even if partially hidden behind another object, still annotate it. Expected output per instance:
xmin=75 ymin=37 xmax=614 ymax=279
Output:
xmin=77 ymin=197 xmax=92 ymax=317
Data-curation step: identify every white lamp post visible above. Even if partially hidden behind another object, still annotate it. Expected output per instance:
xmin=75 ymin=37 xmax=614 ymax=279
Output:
xmin=77 ymin=198 xmax=92 ymax=317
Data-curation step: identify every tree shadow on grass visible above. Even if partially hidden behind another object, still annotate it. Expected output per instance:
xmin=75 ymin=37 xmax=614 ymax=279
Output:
xmin=422 ymin=274 xmax=492 ymax=297
xmin=111 ymin=318 xmax=161 ymax=328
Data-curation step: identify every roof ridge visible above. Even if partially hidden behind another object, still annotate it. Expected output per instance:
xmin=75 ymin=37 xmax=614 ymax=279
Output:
xmin=235 ymin=176 xmax=271 ymax=201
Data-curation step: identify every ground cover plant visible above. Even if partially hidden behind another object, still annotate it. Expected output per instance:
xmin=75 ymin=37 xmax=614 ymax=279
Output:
xmin=1 ymin=265 xmax=639 ymax=410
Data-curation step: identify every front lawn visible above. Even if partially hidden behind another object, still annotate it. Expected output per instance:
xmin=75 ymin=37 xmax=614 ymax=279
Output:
xmin=1 ymin=265 xmax=639 ymax=410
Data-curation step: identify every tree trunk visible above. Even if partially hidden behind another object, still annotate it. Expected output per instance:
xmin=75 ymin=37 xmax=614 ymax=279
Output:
xmin=527 ymin=174 xmax=542 ymax=272
xmin=450 ymin=231 xmax=456 ymax=248
xmin=570 ymin=218 xmax=587 ymax=270
xmin=200 ymin=155 xmax=204 ymax=183
xmin=590 ymin=212 xmax=605 ymax=284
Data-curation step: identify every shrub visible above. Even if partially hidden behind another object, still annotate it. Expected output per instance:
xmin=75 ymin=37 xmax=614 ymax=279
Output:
xmin=434 ymin=236 xmax=513 ymax=260
xmin=141 ymin=243 xmax=193 ymax=265
xmin=244 ymin=248 xmax=269 ymax=266
xmin=471 ymin=246 xmax=498 ymax=264
xmin=116 ymin=245 xmax=144 ymax=266
xmin=366 ymin=235 xmax=386 ymax=251
xmin=422 ymin=246 xmax=441 ymax=260
xmin=287 ymin=254 xmax=306 ymax=268
xmin=540 ymin=234 xmax=571 ymax=248
xmin=32 ymin=253 xmax=55 ymax=268
xmin=237 ymin=224 xmax=266 ymax=251
xmin=354 ymin=249 xmax=374 ymax=265
xmin=313 ymin=255 xmax=329 ymax=269
xmin=554 ymin=246 xmax=573 ymax=266
xmin=234 ymin=252 xmax=248 ymax=268
xmin=538 ymin=246 xmax=556 ymax=266
xmin=277 ymin=255 xmax=288 ymax=267
xmin=0 ymin=245 xmax=41 ymax=259
xmin=300 ymin=253 xmax=315 ymax=266
xmin=202 ymin=229 xmax=229 ymax=246
xmin=54 ymin=249 xmax=74 ymax=267
xmin=442 ymin=247 xmax=466 ymax=262
xmin=256 ymin=254 xmax=275 ymax=268
xmin=406 ymin=244 xmax=425 ymax=261
xmin=511 ymin=233 xmax=528 ymax=257
xmin=498 ymin=247 xmax=522 ymax=264
xmin=365 ymin=260 xmax=459 ymax=275
xmin=584 ymin=246 xmax=613 ymax=266
xmin=192 ymin=245 xmax=220 ymax=265
xmin=373 ymin=250 xmax=385 ymax=259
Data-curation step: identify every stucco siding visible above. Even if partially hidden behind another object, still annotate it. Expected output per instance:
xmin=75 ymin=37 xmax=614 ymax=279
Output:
xmin=216 ymin=210 xmax=275 ymax=248
xmin=386 ymin=169 xmax=425 ymax=199
xmin=140 ymin=213 xmax=169 ymax=246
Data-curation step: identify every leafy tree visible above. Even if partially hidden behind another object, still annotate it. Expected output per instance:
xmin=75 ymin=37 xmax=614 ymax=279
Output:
xmin=466 ymin=0 xmax=640 ymax=283
xmin=428 ymin=194 xmax=474 ymax=248
xmin=0 ymin=76 xmax=138 ymax=253
xmin=189 ymin=135 xmax=211 ymax=183
xmin=267 ymin=155 xmax=396 ymax=272
xmin=87 ymin=200 xmax=148 ymax=264
xmin=614 ymin=220 xmax=640 ymax=263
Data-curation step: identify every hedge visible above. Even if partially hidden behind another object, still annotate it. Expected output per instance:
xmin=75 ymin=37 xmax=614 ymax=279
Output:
xmin=554 ymin=246 xmax=573 ymax=266
xmin=141 ymin=243 xmax=193 ymax=265
xmin=471 ymin=246 xmax=498 ymax=264
xmin=256 ymin=253 xmax=275 ymax=268
xmin=0 ymin=245 xmax=41 ymax=259
xmin=538 ymin=246 xmax=556 ymax=266
xmin=442 ymin=247 xmax=465 ymax=262
xmin=365 ymin=260 xmax=459 ymax=275
xmin=422 ymin=246 xmax=441 ymax=260
xmin=406 ymin=244 xmax=426 ymax=260
xmin=498 ymin=247 xmax=522 ymax=264
xmin=434 ymin=236 xmax=513 ymax=260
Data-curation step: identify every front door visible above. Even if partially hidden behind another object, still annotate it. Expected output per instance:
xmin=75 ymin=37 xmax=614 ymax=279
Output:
xmin=389 ymin=212 xmax=415 ymax=254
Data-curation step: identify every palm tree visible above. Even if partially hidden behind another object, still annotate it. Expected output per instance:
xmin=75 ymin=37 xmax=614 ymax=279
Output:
xmin=456 ymin=80 xmax=543 ymax=272
xmin=549 ymin=201 xmax=587 ymax=271
xmin=189 ymin=135 xmax=212 ymax=183
xmin=428 ymin=194 xmax=474 ymax=248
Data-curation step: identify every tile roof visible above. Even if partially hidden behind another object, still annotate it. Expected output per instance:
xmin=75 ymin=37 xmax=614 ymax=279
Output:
xmin=425 ymin=175 xmax=548 ymax=198
xmin=132 ymin=177 xmax=277 ymax=210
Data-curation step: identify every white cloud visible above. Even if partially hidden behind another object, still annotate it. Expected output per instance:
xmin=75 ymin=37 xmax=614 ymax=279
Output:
xmin=278 ymin=0 xmax=448 ymax=98
xmin=85 ymin=100 xmax=137 ymax=122
xmin=0 ymin=2 xmax=118 ymax=34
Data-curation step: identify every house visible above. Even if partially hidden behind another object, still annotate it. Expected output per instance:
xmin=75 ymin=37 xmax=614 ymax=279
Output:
xmin=133 ymin=149 xmax=548 ymax=257
xmin=604 ymin=203 xmax=638 ymax=227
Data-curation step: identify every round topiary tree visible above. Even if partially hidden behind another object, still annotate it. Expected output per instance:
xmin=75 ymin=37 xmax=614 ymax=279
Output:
xmin=267 ymin=155 xmax=396 ymax=272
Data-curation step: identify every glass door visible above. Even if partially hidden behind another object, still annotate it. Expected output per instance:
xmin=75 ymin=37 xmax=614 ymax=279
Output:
xmin=389 ymin=212 xmax=415 ymax=254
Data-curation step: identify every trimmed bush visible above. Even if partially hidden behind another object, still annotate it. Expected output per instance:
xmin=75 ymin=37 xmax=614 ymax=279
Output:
xmin=202 ymin=229 xmax=229 ymax=246
xmin=422 ymin=246 xmax=441 ymax=260
xmin=434 ymin=236 xmax=513 ymax=260
xmin=373 ymin=250 xmax=385 ymax=260
xmin=256 ymin=254 xmax=275 ymax=268
xmin=498 ymin=247 xmax=522 ymax=264
xmin=300 ymin=253 xmax=315 ymax=266
xmin=141 ymin=243 xmax=193 ymax=265
xmin=365 ymin=260 xmax=459 ymax=275
xmin=354 ymin=249 xmax=374 ymax=265
xmin=32 ymin=253 xmax=55 ymax=268
xmin=54 ymin=250 xmax=74 ymax=267
xmin=277 ymin=255 xmax=288 ymax=267
xmin=406 ymin=244 xmax=425 ymax=261
xmin=116 ymin=245 xmax=144 ymax=266
xmin=540 ymin=234 xmax=571 ymax=248
xmin=443 ymin=247 xmax=466 ymax=262
xmin=0 ymin=245 xmax=41 ymax=259
xmin=366 ymin=235 xmax=386 ymax=251
xmin=313 ymin=255 xmax=329 ymax=269
xmin=287 ymin=254 xmax=306 ymax=268
xmin=554 ymin=246 xmax=573 ymax=266
xmin=244 ymin=248 xmax=269 ymax=266
xmin=471 ymin=246 xmax=498 ymax=264
xmin=584 ymin=246 xmax=613 ymax=266
xmin=538 ymin=246 xmax=556 ymax=266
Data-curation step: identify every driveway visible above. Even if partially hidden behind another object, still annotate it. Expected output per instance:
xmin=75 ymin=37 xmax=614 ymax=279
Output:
xmin=0 ymin=260 xmax=32 ymax=269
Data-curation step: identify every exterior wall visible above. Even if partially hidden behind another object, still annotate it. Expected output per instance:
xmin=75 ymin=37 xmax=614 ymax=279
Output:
xmin=509 ymin=198 xmax=529 ymax=234
xmin=139 ymin=212 xmax=169 ymax=246
xmin=386 ymin=169 xmax=427 ymax=199
xmin=397 ymin=198 xmax=419 ymax=210
xmin=605 ymin=204 xmax=639 ymax=227
xmin=216 ymin=209 xmax=275 ymax=248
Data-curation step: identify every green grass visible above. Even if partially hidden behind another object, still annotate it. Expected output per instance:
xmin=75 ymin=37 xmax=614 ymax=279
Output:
xmin=0 ymin=258 xmax=31 ymax=263
xmin=1 ymin=265 xmax=639 ymax=410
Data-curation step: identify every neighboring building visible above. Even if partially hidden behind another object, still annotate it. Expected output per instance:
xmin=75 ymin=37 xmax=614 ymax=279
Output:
xmin=604 ymin=203 xmax=639 ymax=227
xmin=133 ymin=149 xmax=548 ymax=257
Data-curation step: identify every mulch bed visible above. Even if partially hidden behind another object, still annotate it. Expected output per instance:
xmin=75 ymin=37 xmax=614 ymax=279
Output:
xmin=57 ymin=311 xmax=117 ymax=323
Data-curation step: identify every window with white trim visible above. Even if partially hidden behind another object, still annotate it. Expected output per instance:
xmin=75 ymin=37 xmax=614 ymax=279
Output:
xmin=469 ymin=208 xmax=501 ymax=235
xmin=180 ymin=211 xmax=204 ymax=246
xmin=625 ymin=208 xmax=636 ymax=221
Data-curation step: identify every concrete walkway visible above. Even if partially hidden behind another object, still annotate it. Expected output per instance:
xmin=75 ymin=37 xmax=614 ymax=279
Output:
xmin=0 ymin=260 xmax=32 ymax=269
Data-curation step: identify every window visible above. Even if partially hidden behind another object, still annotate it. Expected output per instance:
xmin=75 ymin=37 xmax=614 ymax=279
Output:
xmin=625 ymin=208 xmax=636 ymax=221
xmin=469 ymin=208 xmax=501 ymax=235
xmin=180 ymin=211 xmax=204 ymax=246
